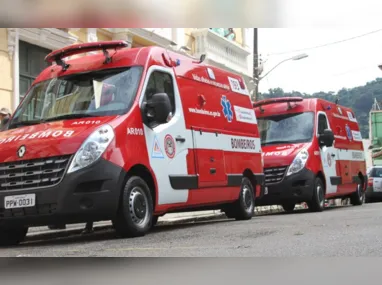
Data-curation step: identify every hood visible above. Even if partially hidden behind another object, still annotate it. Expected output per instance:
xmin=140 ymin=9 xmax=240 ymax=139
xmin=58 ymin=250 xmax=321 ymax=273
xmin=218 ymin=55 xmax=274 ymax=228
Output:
xmin=0 ymin=116 xmax=117 ymax=162
xmin=262 ymin=142 xmax=311 ymax=168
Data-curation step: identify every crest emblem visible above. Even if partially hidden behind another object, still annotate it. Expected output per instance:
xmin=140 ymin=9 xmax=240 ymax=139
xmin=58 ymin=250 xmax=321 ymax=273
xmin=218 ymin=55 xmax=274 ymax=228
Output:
xmin=164 ymin=135 xmax=176 ymax=159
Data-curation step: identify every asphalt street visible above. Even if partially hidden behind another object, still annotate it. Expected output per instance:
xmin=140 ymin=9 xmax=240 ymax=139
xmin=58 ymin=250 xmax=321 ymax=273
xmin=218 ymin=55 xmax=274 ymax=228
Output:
xmin=2 ymin=202 xmax=382 ymax=257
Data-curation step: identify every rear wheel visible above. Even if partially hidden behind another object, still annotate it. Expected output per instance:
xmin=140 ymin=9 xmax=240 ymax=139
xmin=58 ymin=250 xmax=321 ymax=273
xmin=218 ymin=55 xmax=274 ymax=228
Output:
xmin=113 ymin=176 xmax=154 ymax=238
xmin=0 ymin=227 xmax=28 ymax=247
xmin=350 ymin=182 xmax=364 ymax=206
xmin=224 ymin=177 xmax=255 ymax=220
xmin=281 ymin=202 xmax=296 ymax=213
xmin=307 ymin=177 xmax=325 ymax=212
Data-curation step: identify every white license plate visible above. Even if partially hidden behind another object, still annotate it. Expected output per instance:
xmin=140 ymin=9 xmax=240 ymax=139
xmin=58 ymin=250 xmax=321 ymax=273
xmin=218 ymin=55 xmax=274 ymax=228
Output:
xmin=4 ymin=194 xmax=36 ymax=209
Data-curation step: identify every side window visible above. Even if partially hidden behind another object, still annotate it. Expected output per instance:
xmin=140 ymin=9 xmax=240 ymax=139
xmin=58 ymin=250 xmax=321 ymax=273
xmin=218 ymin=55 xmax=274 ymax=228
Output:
xmin=144 ymin=71 xmax=176 ymax=115
xmin=318 ymin=114 xmax=328 ymax=135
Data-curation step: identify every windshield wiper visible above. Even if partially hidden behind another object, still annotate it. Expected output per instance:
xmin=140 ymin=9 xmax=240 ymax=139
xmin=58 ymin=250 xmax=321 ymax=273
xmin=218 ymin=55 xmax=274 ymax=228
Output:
xmin=43 ymin=113 xmax=98 ymax=122
xmin=262 ymin=140 xmax=294 ymax=146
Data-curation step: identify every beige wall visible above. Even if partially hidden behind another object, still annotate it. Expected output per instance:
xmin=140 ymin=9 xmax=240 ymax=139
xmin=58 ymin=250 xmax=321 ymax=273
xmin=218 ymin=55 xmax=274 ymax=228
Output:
xmin=97 ymin=30 xmax=112 ymax=42
xmin=69 ymin=29 xmax=87 ymax=44
xmin=233 ymin=28 xmax=243 ymax=45
xmin=0 ymin=28 xmax=13 ymax=111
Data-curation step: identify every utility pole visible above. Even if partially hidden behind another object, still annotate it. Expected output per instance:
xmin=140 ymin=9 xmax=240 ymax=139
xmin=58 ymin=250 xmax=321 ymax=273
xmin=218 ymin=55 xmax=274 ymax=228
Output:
xmin=253 ymin=28 xmax=258 ymax=101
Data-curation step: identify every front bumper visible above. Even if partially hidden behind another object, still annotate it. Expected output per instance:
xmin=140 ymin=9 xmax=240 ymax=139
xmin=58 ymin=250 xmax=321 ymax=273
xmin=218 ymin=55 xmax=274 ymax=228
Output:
xmin=0 ymin=158 xmax=126 ymax=227
xmin=256 ymin=168 xmax=315 ymax=206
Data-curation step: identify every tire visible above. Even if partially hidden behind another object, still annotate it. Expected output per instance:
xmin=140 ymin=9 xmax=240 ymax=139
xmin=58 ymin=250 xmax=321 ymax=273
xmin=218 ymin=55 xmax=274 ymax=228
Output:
xmin=307 ymin=177 xmax=325 ymax=212
xmin=224 ymin=177 xmax=255 ymax=221
xmin=281 ymin=202 xmax=296 ymax=213
xmin=112 ymin=176 xmax=154 ymax=238
xmin=0 ymin=227 xmax=28 ymax=247
xmin=350 ymin=182 xmax=364 ymax=206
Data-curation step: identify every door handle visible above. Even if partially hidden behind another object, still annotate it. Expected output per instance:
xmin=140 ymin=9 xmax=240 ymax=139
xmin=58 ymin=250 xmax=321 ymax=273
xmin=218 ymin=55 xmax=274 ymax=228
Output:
xmin=175 ymin=136 xmax=186 ymax=143
xmin=210 ymin=168 xmax=216 ymax=174
xmin=331 ymin=154 xmax=335 ymax=157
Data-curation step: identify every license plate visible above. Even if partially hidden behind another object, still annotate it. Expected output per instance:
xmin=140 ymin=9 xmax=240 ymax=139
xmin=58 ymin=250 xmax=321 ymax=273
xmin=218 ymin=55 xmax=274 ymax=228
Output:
xmin=4 ymin=194 xmax=36 ymax=209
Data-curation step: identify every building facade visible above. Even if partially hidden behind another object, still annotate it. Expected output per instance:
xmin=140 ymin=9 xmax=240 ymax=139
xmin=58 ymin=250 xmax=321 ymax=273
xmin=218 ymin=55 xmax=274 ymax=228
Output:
xmin=0 ymin=28 xmax=255 ymax=113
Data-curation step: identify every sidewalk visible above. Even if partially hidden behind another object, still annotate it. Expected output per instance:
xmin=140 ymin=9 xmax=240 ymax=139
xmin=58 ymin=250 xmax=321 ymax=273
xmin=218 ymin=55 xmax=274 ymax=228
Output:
xmin=27 ymin=205 xmax=305 ymax=237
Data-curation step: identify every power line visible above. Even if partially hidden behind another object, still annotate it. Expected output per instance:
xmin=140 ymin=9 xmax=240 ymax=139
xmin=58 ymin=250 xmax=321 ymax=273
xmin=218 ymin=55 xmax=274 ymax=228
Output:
xmin=266 ymin=29 xmax=382 ymax=56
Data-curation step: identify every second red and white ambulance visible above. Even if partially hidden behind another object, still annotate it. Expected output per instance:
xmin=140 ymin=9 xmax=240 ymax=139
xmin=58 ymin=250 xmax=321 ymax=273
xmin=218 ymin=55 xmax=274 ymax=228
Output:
xmin=0 ymin=41 xmax=264 ymax=245
xmin=254 ymin=97 xmax=367 ymax=212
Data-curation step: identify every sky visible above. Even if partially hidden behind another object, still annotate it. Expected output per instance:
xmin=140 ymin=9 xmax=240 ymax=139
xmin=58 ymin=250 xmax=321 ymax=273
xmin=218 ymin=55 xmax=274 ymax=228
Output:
xmin=257 ymin=28 xmax=382 ymax=94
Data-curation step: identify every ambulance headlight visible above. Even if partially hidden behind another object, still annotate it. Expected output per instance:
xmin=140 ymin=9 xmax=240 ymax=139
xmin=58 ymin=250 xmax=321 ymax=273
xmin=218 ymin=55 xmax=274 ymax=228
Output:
xmin=286 ymin=149 xmax=309 ymax=176
xmin=67 ymin=124 xmax=115 ymax=174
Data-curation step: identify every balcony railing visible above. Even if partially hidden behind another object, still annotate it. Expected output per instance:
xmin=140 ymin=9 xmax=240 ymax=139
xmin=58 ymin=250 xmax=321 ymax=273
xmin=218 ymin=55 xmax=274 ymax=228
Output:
xmin=192 ymin=28 xmax=251 ymax=77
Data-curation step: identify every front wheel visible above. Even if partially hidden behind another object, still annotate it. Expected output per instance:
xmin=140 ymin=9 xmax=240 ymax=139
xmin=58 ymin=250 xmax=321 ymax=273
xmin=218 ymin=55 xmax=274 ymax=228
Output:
xmin=113 ymin=176 xmax=154 ymax=238
xmin=224 ymin=177 xmax=255 ymax=220
xmin=350 ymin=182 xmax=365 ymax=206
xmin=0 ymin=227 xmax=28 ymax=247
xmin=307 ymin=177 xmax=325 ymax=212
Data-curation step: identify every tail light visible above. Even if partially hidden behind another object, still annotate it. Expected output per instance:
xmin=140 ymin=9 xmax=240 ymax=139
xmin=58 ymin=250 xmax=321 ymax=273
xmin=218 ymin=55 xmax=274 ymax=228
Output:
xmin=368 ymin=177 xmax=374 ymax=187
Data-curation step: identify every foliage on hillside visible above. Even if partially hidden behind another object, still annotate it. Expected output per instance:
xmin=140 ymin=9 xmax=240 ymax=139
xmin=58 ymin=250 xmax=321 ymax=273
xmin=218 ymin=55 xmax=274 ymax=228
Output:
xmin=258 ymin=78 xmax=382 ymax=139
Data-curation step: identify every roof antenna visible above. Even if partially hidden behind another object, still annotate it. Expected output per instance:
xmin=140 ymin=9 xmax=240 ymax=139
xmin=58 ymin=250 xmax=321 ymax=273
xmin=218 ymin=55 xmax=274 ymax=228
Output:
xmin=335 ymin=97 xmax=339 ymax=104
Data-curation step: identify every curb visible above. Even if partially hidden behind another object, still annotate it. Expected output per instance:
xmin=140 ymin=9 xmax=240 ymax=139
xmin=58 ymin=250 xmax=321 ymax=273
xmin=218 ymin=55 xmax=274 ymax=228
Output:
xmin=25 ymin=206 xmax=306 ymax=241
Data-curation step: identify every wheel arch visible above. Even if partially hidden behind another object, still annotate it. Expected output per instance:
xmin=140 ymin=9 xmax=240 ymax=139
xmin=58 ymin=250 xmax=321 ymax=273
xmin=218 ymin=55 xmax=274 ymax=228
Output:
xmin=316 ymin=171 xmax=326 ymax=195
xmin=125 ymin=164 xmax=157 ymax=211
xmin=243 ymin=168 xmax=259 ymax=196
xmin=358 ymin=171 xmax=365 ymax=190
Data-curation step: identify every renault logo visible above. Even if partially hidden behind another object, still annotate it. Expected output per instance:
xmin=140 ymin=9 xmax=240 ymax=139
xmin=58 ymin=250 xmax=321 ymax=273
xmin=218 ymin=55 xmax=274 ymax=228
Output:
xmin=17 ymin=145 xmax=26 ymax=158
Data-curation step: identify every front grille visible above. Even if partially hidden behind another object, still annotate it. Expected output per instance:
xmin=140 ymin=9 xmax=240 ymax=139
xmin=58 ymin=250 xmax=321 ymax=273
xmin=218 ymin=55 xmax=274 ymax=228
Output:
xmin=264 ymin=166 xmax=288 ymax=185
xmin=0 ymin=155 xmax=72 ymax=191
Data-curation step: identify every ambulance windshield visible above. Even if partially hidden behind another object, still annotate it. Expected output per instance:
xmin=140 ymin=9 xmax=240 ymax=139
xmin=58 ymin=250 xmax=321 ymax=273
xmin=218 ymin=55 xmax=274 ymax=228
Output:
xmin=258 ymin=112 xmax=314 ymax=146
xmin=9 ymin=66 xmax=143 ymax=128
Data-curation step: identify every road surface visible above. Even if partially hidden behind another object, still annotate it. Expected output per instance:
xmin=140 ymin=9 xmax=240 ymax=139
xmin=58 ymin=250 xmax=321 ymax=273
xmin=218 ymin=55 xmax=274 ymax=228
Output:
xmin=2 ymin=202 xmax=382 ymax=257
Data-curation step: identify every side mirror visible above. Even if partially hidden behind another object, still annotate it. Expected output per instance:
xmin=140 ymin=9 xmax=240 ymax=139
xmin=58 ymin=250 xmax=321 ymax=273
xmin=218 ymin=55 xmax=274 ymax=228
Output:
xmin=144 ymin=93 xmax=172 ymax=124
xmin=318 ymin=129 xmax=335 ymax=147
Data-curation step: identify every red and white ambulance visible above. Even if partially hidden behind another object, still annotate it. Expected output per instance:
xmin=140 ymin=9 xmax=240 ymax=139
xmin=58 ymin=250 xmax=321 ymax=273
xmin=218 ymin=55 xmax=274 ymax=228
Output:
xmin=254 ymin=97 xmax=367 ymax=212
xmin=0 ymin=41 xmax=264 ymax=245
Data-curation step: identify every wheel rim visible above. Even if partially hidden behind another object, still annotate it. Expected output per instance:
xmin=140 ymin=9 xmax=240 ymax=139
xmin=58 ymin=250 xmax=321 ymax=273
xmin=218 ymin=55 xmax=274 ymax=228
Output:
xmin=129 ymin=186 xmax=149 ymax=226
xmin=317 ymin=185 xmax=324 ymax=208
xmin=242 ymin=184 xmax=253 ymax=210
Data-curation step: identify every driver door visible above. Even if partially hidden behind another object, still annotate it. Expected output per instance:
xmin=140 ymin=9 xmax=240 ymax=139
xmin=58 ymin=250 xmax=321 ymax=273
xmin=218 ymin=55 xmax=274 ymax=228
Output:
xmin=317 ymin=112 xmax=340 ymax=194
xmin=140 ymin=66 xmax=191 ymax=206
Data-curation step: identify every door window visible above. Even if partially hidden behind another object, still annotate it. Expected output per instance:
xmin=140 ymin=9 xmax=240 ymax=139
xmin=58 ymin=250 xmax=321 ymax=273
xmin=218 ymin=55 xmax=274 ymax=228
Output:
xmin=317 ymin=113 xmax=329 ymax=135
xmin=143 ymin=71 xmax=176 ymax=125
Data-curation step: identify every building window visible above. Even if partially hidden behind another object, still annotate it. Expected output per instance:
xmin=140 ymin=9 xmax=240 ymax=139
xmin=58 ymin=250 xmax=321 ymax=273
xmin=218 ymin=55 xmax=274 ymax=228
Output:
xmin=19 ymin=41 xmax=51 ymax=100
xmin=209 ymin=28 xmax=236 ymax=41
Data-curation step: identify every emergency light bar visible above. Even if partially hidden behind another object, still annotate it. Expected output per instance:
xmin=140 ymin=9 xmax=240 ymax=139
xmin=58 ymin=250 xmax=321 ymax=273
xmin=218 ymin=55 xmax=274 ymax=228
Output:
xmin=253 ymin=97 xmax=303 ymax=112
xmin=45 ymin=40 xmax=129 ymax=71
